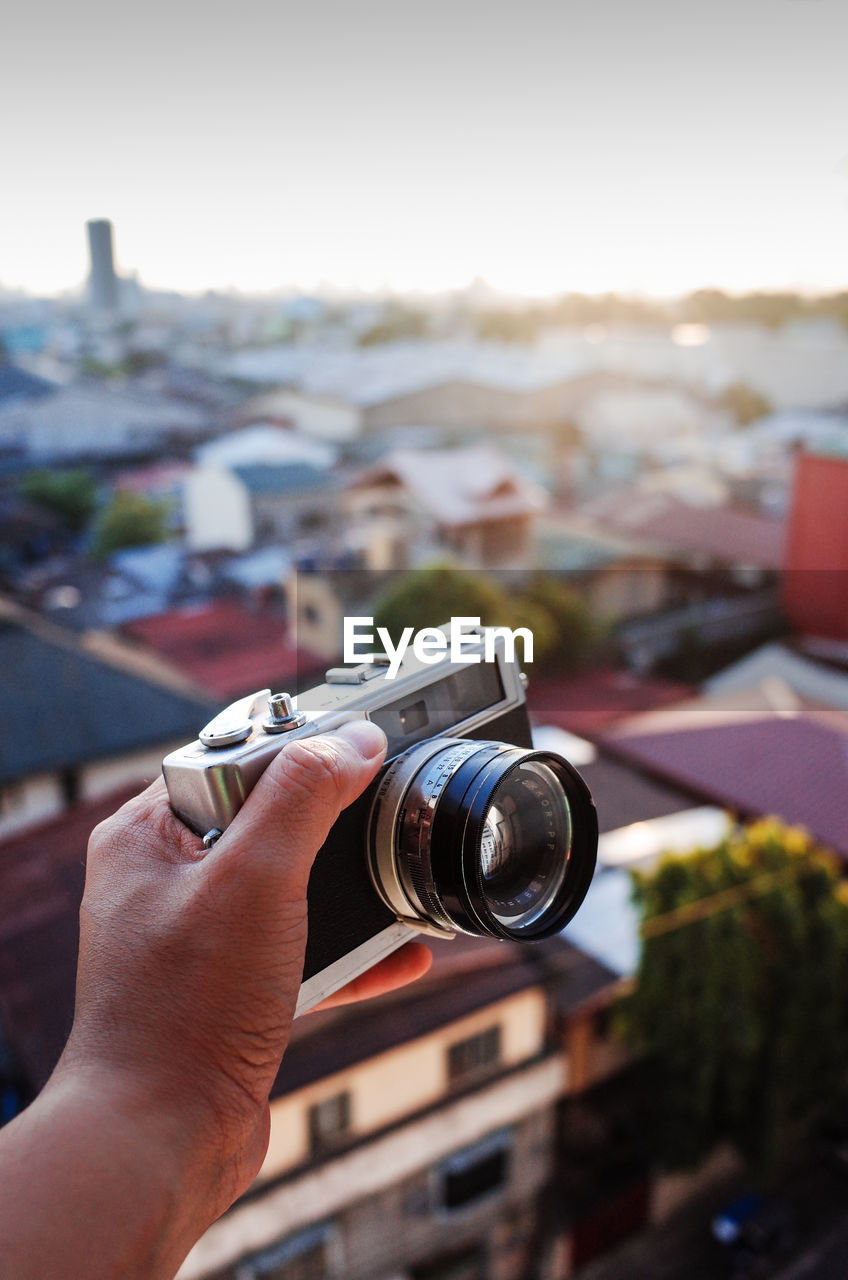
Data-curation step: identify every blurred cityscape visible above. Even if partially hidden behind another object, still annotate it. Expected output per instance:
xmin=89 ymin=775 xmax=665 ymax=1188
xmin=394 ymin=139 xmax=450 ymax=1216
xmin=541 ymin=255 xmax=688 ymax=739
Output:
xmin=3 ymin=219 xmax=848 ymax=1280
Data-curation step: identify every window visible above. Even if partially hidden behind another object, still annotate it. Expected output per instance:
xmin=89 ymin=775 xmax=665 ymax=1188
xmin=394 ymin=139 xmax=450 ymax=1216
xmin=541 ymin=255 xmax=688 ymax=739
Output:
xmin=446 ymin=1025 xmax=501 ymax=1086
xmin=308 ymin=1091 xmax=351 ymax=1156
xmin=236 ymin=1224 xmax=334 ymax=1280
xmin=438 ymin=1131 xmax=512 ymax=1213
xmin=593 ymin=1006 xmax=613 ymax=1040
xmin=413 ymin=1245 xmax=486 ymax=1280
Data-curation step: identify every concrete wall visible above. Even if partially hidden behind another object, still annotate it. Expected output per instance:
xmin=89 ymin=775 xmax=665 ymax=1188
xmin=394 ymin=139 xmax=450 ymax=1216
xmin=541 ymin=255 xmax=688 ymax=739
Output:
xmin=261 ymin=988 xmax=548 ymax=1182
xmin=184 ymin=466 xmax=252 ymax=552
xmin=180 ymin=1056 xmax=566 ymax=1280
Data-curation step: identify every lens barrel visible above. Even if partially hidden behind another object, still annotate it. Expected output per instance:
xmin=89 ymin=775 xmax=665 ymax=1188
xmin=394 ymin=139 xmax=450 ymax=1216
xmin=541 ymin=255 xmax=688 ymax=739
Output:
xmin=367 ymin=737 xmax=597 ymax=942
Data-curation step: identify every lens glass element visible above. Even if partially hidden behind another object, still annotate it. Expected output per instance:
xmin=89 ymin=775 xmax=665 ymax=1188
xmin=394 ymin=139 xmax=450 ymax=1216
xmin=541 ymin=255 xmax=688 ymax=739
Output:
xmin=479 ymin=760 xmax=570 ymax=930
xmin=367 ymin=737 xmax=595 ymax=943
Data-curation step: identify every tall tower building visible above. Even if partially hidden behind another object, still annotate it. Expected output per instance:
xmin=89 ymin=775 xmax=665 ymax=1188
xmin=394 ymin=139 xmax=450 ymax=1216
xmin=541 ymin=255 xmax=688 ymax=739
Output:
xmin=86 ymin=218 xmax=119 ymax=313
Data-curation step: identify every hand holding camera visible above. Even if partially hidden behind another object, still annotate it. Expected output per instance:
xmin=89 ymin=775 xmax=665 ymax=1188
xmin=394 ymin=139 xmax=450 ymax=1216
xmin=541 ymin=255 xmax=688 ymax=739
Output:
xmin=164 ymin=624 xmax=598 ymax=1013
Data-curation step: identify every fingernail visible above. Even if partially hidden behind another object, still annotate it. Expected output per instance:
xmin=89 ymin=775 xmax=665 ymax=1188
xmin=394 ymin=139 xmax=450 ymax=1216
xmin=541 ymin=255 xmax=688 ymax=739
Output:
xmin=334 ymin=720 xmax=388 ymax=760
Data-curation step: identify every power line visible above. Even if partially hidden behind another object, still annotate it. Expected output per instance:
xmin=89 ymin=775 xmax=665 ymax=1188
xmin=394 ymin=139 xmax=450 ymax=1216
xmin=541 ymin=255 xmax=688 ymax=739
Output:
xmin=639 ymin=859 xmax=827 ymax=941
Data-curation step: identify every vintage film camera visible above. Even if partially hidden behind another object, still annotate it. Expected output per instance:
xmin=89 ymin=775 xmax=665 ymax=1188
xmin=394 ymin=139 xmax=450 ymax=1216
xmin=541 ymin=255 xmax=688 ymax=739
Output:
xmin=163 ymin=627 xmax=598 ymax=1015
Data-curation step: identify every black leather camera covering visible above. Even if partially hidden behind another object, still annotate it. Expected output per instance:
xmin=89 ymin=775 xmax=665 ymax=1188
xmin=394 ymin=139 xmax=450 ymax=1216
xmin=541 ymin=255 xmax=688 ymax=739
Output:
xmin=301 ymin=704 xmax=533 ymax=982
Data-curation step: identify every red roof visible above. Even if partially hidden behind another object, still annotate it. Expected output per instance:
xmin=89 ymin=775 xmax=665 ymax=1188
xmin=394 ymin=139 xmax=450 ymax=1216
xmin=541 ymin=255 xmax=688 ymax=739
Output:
xmin=526 ymin=670 xmax=693 ymax=737
xmin=577 ymin=489 xmax=785 ymax=570
xmin=122 ymin=604 xmax=324 ymax=701
xmin=0 ymin=783 xmax=145 ymax=1091
xmin=604 ymin=707 xmax=848 ymax=859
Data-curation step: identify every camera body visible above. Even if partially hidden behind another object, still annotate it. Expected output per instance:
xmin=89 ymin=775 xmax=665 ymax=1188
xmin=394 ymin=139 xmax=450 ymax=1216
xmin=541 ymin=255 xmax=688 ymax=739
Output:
xmin=163 ymin=628 xmax=595 ymax=1015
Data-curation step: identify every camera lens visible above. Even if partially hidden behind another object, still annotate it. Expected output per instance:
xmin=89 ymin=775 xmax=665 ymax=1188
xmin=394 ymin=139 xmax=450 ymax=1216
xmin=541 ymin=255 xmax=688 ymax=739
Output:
xmin=367 ymin=738 xmax=597 ymax=942
xmin=479 ymin=760 xmax=571 ymax=929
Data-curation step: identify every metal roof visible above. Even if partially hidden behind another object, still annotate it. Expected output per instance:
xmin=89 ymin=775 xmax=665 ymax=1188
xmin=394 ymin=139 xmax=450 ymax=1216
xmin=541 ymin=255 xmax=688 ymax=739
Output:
xmin=232 ymin=461 xmax=333 ymax=497
xmin=0 ymin=364 xmax=55 ymax=407
xmin=0 ymin=613 xmax=214 ymax=783
xmin=605 ymin=708 xmax=848 ymax=859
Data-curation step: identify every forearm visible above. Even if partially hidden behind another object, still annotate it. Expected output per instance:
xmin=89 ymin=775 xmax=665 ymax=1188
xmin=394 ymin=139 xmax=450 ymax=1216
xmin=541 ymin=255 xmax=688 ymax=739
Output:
xmin=0 ymin=1062 xmax=228 ymax=1280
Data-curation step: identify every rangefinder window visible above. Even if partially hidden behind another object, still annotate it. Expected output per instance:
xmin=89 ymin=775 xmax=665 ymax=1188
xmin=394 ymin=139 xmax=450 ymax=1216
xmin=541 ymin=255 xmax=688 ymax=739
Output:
xmin=371 ymin=664 xmax=505 ymax=754
xmin=399 ymin=699 xmax=428 ymax=735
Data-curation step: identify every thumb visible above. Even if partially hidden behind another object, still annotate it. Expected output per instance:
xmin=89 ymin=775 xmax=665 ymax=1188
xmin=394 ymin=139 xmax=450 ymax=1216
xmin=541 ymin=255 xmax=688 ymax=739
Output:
xmin=214 ymin=719 xmax=388 ymax=894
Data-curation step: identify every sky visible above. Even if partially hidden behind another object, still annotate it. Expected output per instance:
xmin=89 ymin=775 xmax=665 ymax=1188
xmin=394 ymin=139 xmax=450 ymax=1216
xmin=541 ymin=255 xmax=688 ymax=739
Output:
xmin=3 ymin=0 xmax=848 ymax=299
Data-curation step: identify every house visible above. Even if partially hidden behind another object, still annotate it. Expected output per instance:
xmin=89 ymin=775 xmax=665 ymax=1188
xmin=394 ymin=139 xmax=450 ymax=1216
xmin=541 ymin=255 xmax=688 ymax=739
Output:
xmin=0 ymin=597 xmax=214 ymax=837
xmin=184 ymin=427 xmax=338 ymax=552
xmin=284 ymin=568 xmax=383 ymax=663
xmin=783 ymin=444 xmax=848 ymax=641
xmin=571 ymin=486 xmax=786 ymax=575
xmin=23 ymin=544 xmax=190 ymax=632
xmin=346 ymin=446 xmax=548 ymax=570
xmin=180 ymin=932 xmax=620 ymax=1280
xmin=534 ymin=518 xmax=673 ymax=623
xmin=702 ymin=641 xmax=848 ymax=713
xmin=0 ymin=380 xmax=209 ymax=462
xmin=551 ymin=487 xmax=786 ymax=669
xmin=236 ymin=390 xmax=362 ymax=444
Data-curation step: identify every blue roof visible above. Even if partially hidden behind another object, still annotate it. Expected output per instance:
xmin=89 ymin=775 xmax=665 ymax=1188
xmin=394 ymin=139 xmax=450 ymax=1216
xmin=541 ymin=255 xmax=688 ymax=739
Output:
xmin=0 ymin=617 xmax=215 ymax=782
xmin=563 ymin=867 xmax=641 ymax=978
xmin=232 ymin=462 xmax=332 ymax=496
xmin=0 ymin=365 xmax=55 ymax=407
xmin=110 ymin=543 xmax=185 ymax=594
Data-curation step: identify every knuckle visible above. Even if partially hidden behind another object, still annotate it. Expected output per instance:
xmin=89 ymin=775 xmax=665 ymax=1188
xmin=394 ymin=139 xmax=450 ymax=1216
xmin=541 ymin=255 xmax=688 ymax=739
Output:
xmin=271 ymin=738 xmax=348 ymax=813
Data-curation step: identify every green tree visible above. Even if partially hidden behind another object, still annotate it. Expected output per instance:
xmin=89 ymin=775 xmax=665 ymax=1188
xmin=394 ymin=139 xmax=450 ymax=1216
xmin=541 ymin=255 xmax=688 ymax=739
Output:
xmin=373 ymin=565 xmax=601 ymax=675
xmin=622 ymin=820 xmax=848 ymax=1172
xmin=518 ymin=575 xmax=599 ymax=674
xmin=19 ymin=468 xmax=97 ymax=534
xmin=91 ymin=491 xmax=172 ymax=558
xmin=374 ymin=564 xmax=517 ymax=641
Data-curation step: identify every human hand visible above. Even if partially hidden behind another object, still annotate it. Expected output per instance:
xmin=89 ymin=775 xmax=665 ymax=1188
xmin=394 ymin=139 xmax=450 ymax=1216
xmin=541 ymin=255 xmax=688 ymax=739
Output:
xmin=60 ymin=720 xmax=430 ymax=1227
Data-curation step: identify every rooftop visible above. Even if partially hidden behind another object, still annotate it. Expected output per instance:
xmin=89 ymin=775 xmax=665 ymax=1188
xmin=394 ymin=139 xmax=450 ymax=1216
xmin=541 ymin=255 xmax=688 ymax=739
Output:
xmin=703 ymin=641 xmax=848 ymax=712
xmin=232 ymin=462 xmax=335 ymax=498
xmin=0 ymin=783 xmax=142 ymax=1091
xmin=196 ymin=425 xmax=336 ymax=470
xmin=574 ymin=487 xmax=785 ymax=570
xmin=0 ymin=364 xmax=56 ymax=408
xmin=274 ymin=931 xmax=617 ymax=1099
xmin=122 ymin=602 xmax=325 ymax=701
xmin=604 ymin=705 xmax=848 ymax=860
xmin=352 ymin=445 xmax=548 ymax=527
xmin=525 ymin=669 xmax=693 ymax=738
xmin=0 ymin=381 xmax=207 ymax=460
xmin=0 ymin=602 xmax=215 ymax=784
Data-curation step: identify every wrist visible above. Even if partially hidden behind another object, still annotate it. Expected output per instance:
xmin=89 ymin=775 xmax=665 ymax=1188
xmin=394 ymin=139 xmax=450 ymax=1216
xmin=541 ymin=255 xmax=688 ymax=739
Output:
xmin=44 ymin=1053 xmax=266 ymax=1272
